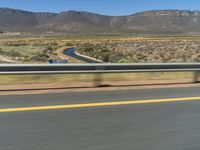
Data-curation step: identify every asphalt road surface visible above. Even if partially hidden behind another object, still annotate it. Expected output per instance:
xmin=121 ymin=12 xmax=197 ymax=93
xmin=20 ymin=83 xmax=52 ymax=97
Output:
xmin=1 ymin=87 xmax=200 ymax=150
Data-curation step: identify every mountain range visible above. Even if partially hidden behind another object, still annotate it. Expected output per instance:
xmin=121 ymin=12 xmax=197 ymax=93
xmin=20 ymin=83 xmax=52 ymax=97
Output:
xmin=1 ymin=8 xmax=200 ymax=35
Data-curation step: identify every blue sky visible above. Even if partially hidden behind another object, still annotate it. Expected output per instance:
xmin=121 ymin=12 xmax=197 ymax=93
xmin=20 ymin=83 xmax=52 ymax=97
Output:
xmin=0 ymin=0 xmax=199 ymax=16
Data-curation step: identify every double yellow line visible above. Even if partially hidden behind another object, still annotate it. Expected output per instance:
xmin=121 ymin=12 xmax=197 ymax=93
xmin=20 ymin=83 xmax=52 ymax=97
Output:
xmin=1 ymin=96 xmax=200 ymax=113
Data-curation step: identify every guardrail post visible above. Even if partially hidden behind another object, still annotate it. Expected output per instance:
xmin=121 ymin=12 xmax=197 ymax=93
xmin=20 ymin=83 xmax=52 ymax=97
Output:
xmin=94 ymin=73 xmax=103 ymax=87
xmin=194 ymin=71 xmax=200 ymax=83
xmin=94 ymin=66 xmax=105 ymax=87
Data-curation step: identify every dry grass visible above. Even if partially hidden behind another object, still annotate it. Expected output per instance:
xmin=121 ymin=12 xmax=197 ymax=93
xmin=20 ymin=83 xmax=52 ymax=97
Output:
xmin=0 ymin=72 xmax=193 ymax=86
xmin=1 ymin=35 xmax=200 ymax=63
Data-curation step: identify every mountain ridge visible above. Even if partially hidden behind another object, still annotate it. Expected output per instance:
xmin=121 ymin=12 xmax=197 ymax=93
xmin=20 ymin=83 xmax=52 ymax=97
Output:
xmin=1 ymin=7 xmax=200 ymax=35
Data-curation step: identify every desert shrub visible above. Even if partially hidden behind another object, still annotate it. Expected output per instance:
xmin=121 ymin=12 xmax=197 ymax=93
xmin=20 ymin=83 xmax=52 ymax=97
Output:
xmin=0 ymin=48 xmax=22 ymax=57
xmin=31 ymin=55 xmax=48 ymax=62
xmin=43 ymin=47 xmax=54 ymax=54
xmin=118 ymin=58 xmax=132 ymax=63
xmin=23 ymin=55 xmax=31 ymax=62
xmin=98 ymin=48 xmax=111 ymax=62
xmin=6 ymin=51 xmax=22 ymax=57
xmin=79 ymin=44 xmax=94 ymax=53
xmin=51 ymin=41 xmax=58 ymax=46
xmin=64 ymin=42 xmax=74 ymax=46
xmin=38 ymin=53 xmax=49 ymax=58
xmin=30 ymin=51 xmax=49 ymax=62
xmin=0 ymin=48 xmax=4 ymax=54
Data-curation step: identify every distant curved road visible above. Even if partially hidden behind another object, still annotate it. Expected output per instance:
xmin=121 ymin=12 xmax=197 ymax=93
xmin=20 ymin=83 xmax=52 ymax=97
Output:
xmin=57 ymin=47 xmax=103 ymax=63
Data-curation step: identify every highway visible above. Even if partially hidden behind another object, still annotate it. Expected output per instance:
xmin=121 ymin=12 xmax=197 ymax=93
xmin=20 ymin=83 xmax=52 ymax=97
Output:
xmin=1 ymin=86 xmax=200 ymax=149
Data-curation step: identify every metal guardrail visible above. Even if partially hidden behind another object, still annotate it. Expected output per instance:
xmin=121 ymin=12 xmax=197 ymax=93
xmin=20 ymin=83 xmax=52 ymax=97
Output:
xmin=0 ymin=63 xmax=200 ymax=74
xmin=0 ymin=63 xmax=200 ymax=86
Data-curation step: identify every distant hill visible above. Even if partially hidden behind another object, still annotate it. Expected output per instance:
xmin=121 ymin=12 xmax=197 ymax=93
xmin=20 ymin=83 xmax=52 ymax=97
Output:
xmin=1 ymin=8 xmax=200 ymax=35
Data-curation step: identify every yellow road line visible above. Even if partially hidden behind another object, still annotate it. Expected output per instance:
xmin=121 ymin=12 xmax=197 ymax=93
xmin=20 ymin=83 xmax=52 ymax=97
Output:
xmin=1 ymin=96 xmax=200 ymax=113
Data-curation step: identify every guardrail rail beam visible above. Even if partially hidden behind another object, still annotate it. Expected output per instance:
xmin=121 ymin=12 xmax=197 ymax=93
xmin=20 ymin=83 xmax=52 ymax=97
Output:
xmin=0 ymin=63 xmax=200 ymax=86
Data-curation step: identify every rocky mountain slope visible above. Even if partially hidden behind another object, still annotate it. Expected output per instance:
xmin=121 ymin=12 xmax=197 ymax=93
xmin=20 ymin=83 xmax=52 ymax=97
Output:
xmin=1 ymin=8 xmax=200 ymax=34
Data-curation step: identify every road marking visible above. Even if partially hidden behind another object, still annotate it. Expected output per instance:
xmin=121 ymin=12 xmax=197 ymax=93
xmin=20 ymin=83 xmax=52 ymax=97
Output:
xmin=1 ymin=96 xmax=200 ymax=113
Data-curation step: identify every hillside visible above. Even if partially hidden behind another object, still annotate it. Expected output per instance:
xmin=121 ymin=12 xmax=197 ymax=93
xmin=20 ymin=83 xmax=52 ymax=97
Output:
xmin=1 ymin=8 xmax=200 ymax=34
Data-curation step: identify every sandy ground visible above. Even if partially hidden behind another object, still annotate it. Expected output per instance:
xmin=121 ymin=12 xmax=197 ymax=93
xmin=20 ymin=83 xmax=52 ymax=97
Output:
xmin=0 ymin=55 xmax=17 ymax=63
xmin=0 ymin=78 xmax=199 ymax=96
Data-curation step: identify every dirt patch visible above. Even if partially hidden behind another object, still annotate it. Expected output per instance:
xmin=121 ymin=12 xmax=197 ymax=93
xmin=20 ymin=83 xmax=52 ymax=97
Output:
xmin=0 ymin=78 xmax=199 ymax=96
